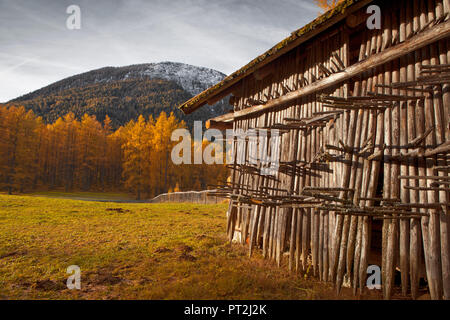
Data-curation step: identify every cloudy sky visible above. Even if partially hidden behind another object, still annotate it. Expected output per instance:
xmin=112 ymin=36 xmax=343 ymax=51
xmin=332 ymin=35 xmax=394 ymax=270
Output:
xmin=0 ymin=0 xmax=318 ymax=102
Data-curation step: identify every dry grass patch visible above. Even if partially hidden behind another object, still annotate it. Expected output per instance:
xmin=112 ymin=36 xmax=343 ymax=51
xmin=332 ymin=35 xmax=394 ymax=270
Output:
xmin=0 ymin=194 xmax=383 ymax=300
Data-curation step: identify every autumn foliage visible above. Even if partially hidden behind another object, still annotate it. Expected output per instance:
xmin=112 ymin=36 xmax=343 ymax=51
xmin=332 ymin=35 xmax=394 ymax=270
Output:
xmin=314 ymin=0 xmax=345 ymax=12
xmin=0 ymin=106 xmax=227 ymax=199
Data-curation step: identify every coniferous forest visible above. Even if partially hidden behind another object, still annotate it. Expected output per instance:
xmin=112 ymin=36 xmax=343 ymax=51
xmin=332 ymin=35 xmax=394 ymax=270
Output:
xmin=3 ymin=63 xmax=230 ymax=131
xmin=0 ymin=106 xmax=227 ymax=199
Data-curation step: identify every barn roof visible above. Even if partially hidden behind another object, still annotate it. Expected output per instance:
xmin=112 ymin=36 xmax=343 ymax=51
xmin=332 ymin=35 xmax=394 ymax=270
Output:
xmin=178 ymin=0 xmax=371 ymax=114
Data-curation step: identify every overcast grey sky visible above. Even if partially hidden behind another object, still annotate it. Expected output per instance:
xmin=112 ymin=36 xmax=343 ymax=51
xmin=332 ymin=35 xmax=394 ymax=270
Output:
xmin=0 ymin=0 xmax=318 ymax=102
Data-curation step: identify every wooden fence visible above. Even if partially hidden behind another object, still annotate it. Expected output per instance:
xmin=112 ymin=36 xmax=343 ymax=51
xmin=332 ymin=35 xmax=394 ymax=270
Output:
xmin=195 ymin=0 xmax=450 ymax=300
xmin=149 ymin=190 xmax=226 ymax=204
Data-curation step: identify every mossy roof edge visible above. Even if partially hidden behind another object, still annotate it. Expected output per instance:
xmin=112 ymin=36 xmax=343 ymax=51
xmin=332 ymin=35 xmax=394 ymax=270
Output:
xmin=179 ymin=0 xmax=366 ymax=114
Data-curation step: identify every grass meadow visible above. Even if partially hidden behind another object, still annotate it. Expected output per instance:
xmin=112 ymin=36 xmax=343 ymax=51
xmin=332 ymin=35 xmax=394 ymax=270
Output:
xmin=0 ymin=193 xmax=380 ymax=300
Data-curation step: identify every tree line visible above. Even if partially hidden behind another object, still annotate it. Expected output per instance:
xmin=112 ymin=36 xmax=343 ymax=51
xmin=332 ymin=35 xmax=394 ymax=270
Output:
xmin=5 ymin=78 xmax=228 ymax=131
xmin=0 ymin=106 xmax=227 ymax=199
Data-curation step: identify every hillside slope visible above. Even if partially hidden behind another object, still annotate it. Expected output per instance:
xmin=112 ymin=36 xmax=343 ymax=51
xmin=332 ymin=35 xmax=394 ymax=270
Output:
xmin=4 ymin=62 xmax=229 ymax=128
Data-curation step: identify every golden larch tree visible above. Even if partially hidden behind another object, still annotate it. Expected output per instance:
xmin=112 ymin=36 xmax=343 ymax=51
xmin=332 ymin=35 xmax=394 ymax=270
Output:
xmin=121 ymin=115 xmax=153 ymax=200
xmin=314 ymin=0 xmax=345 ymax=12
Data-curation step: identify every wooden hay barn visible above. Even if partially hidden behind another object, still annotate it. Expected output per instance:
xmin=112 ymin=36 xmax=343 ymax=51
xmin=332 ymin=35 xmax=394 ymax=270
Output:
xmin=179 ymin=0 xmax=450 ymax=299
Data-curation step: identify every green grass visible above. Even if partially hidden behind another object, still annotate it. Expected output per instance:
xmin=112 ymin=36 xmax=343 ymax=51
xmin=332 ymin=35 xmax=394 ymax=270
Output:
xmin=29 ymin=191 xmax=134 ymax=201
xmin=0 ymin=194 xmax=356 ymax=300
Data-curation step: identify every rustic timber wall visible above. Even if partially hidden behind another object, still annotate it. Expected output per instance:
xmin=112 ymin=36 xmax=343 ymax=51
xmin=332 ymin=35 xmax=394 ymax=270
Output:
xmin=220 ymin=0 xmax=450 ymax=300
xmin=149 ymin=190 xmax=226 ymax=204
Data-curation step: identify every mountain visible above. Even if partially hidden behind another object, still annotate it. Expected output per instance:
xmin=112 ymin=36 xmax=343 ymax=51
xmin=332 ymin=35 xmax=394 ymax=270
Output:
xmin=3 ymin=62 xmax=229 ymax=129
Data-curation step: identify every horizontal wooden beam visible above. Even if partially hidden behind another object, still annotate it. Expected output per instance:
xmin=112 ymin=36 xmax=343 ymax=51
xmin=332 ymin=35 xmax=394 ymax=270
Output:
xmin=209 ymin=20 xmax=450 ymax=122
xmin=208 ymin=111 xmax=234 ymax=124
xmin=205 ymin=119 xmax=233 ymax=130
